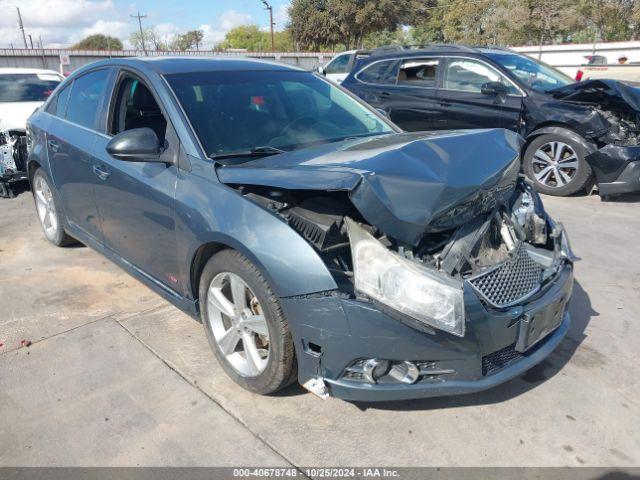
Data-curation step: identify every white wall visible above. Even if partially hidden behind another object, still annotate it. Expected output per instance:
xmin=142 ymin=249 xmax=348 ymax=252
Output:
xmin=512 ymin=41 xmax=640 ymax=78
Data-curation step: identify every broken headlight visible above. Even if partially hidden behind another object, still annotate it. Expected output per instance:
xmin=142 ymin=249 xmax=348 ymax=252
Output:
xmin=346 ymin=218 xmax=465 ymax=337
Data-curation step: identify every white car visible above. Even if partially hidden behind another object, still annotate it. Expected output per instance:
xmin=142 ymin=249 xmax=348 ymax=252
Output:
xmin=318 ymin=50 xmax=358 ymax=84
xmin=0 ymin=68 xmax=64 ymax=132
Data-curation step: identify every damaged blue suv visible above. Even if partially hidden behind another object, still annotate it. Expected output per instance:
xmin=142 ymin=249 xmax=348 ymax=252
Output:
xmin=27 ymin=57 xmax=574 ymax=401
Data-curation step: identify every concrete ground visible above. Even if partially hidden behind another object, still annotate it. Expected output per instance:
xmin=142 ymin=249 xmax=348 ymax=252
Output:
xmin=1 ymin=188 xmax=639 ymax=467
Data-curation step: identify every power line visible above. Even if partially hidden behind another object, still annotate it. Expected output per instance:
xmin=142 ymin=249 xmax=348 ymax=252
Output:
xmin=131 ymin=11 xmax=148 ymax=55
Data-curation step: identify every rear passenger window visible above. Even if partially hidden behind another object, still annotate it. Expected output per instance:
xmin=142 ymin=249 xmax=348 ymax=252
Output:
xmin=66 ymin=69 xmax=109 ymax=130
xmin=46 ymin=83 xmax=71 ymax=118
xmin=398 ymin=58 xmax=439 ymax=87
xmin=357 ymin=60 xmax=399 ymax=85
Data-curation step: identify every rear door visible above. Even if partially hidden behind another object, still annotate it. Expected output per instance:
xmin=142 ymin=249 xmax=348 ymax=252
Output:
xmin=45 ymin=68 xmax=113 ymax=242
xmin=437 ymin=57 xmax=523 ymax=131
xmin=390 ymin=57 xmax=444 ymax=131
xmin=92 ymin=71 xmax=181 ymax=290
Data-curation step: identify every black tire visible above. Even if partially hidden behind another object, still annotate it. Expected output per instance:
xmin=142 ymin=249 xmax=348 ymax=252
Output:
xmin=523 ymin=133 xmax=594 ymax=196
xmin=198 ymin=249 xmax=297 ymax=394
xmin=32 ymin=168 xmax=76 ymax=247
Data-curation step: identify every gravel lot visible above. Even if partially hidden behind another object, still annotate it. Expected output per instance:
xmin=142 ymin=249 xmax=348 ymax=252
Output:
xmin=1 ymin=187 xmax=639 ymax=467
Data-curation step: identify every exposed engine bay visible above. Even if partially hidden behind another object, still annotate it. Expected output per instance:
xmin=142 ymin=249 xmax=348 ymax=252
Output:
xmin=234 ymin=177 xmax=567 ymax=308
xmin=0 ymin=129 xmax=28 ymax=198
xmin=549 ymin=79 xmax=640 ymax=147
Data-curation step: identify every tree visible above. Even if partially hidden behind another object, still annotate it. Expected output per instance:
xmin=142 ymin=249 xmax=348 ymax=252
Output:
xmin=289 ymin=0 xmax=419 ymax=50
xmin=72 ymin=34 xmax=123 ymax=50
xmin=129 ymin=28 xmax=168 ymax=51
xmin=171 ymin=30 xmax=205 ymax=51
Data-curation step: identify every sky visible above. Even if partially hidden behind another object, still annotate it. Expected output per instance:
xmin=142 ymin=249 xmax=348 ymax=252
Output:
xmin=0 ymin=0 xmax=292 ymax=49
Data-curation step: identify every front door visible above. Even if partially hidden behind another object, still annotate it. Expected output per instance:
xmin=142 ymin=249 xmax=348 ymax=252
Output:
xmin=92 ymin=74 xmax=181 ymax=290
xmin=46 ymin=68 xmax=112 ymax=241
xmin=437 ymin=57 xmax=523 ymax=131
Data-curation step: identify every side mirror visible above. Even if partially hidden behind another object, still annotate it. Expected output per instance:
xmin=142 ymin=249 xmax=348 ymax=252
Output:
xmin=481 ymin=81 xmax=508 ymax=96
xmin=106 ymin=127 xmax=164 ymax=162
xmin=317 ymin=65 xmax=326 ymax=76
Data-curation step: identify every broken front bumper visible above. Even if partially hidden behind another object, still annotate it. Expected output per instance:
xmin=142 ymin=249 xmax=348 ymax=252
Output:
xmin=281 ymin=263 xmax=573 ymax=402
xmin=586 ymin=144 xmax=640 ymax=196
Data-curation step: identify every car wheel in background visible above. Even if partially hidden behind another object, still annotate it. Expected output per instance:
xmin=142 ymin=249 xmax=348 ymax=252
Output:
xmin=523 ymin=133 xmax=594 ymax=196
xmin=32 ymin=168 xmax=76 ymax=247
xmin=199 ymin=249 xmax=297 ymax=394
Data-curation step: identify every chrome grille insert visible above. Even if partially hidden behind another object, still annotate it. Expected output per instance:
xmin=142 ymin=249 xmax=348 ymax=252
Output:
xmin=468 ymin=243 xmax=542 ymax=308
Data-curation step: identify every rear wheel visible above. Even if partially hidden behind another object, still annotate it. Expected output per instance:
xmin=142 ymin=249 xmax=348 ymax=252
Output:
xmin=32 ymin=169 xmax=75 ymax=246
xmin=523 ymin=133 xmax=594 ymax=196
xmin=198 ymin=249 xmax=297 ymax=394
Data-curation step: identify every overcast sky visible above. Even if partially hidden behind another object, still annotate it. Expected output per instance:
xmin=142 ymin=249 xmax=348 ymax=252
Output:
xmin=0 ymin=0 xmax=291 ymax=49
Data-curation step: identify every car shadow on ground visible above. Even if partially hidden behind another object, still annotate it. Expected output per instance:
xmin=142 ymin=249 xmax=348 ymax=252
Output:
xmin=350 ymin=280 xmax=597 ymax=411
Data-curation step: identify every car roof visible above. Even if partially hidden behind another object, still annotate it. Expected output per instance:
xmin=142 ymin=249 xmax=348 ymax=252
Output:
xmin=74 ymin=56 xmax=306 ymax=76
xmin=360 ymin=45 xmax=519 ymax=62
xmin=0 ymin=67 xmax=63 ymax=76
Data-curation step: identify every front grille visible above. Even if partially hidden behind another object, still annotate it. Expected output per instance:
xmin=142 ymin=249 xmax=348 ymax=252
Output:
xmin=482 ymin=344 xmax=522 ymax=376
xmin=468 ymin=243 xmax=542 ymax=308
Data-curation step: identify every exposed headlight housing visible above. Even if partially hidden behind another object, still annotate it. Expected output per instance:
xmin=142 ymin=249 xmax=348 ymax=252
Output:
xmin=346 ymin=218 xmax=466 ymax=337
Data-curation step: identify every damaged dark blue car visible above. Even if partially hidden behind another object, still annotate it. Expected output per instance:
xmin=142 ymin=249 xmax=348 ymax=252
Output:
xmin=27 ymin=57 xmax=574 ymax=401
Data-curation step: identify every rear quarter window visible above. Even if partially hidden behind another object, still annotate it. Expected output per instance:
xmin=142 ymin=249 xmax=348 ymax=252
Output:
xmin=45 ymin=83 xmax=71 ymax=118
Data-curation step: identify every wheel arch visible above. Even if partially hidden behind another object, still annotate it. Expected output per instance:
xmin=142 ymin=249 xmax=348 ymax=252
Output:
xmin=523 ymin=123 xmax=597 ymax=156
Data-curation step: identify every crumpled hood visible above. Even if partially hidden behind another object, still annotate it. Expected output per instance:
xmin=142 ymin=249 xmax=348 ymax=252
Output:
xmin=217 ymin=129 xmax=522 ymax=246
xmin=549 ymin=79 xmax=640 ymax=113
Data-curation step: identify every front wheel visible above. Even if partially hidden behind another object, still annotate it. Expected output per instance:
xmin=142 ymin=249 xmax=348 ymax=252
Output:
xmin=523 ymin=133 xmax=594 ymax=196
xmin=198 ymin=249 xmax=297 ymax=394
xmin=32 ymin=169 xmax=75 ymax=246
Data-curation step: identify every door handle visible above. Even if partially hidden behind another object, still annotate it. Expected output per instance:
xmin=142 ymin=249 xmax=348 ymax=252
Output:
xmin=379 ymin=91 xmax=392 ymax=98
xmin=92 ymin=165 xmax=110 ymax=181
xmin=438 ymin=100 xmax=452 ymax=107
xmin=47 ymin=139 xmax=60 ymax=153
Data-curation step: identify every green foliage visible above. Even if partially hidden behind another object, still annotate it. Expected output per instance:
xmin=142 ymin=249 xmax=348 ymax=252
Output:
xmin=171 ymin=30 xmax=205 ymax=51
xmin=217 ymin=25 xmax=294 ymax=51
xmin=289 ymin=0 xmax=419 ymax=50
xmin=72 ymin=34 xmax=123 ymax=50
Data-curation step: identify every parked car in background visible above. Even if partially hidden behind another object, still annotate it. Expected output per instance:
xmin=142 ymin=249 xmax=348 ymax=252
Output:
xmin=0 ymin=68 xmax=64 ymax=132
xmin=0 ymin=68 xmax=60 ymax=197
xmin=27 ymin=57 xmax=574 ymax=401
xmin=575 ymin=61 xmax=640 ymax=82
xmin=318 ymin=50 xmax=368 ymax=84
xmin=342 ymin=45 xmax=640 ymax=198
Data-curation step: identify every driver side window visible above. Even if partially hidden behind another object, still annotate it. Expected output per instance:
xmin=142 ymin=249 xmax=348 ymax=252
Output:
xmin=110 ymin=76 xmax=167 ymax=143
xmin=444 ymin=59 xmax=518 ymax=95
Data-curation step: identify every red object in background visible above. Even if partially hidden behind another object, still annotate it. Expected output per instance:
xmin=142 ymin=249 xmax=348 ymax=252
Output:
xmin=575 ymin=69 xmax=584 ymax=81
xmin=43 ymin=89 xmax=53 ymax=97
xmin=251 ymin=95 xmax=265 ymax=106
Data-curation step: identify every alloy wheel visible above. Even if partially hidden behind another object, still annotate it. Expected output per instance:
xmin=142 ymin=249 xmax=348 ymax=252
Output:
xmin=531 ymin=141 xmax=579 ymax=188
xmin=206 ymin=271 xmax=270 ymax=377
xmin=34 ymin=175 xmax=59 ymax=240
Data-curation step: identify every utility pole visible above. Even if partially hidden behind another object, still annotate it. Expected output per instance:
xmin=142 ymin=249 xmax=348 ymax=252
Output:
xmin=38 ymin=35 xmax=46 ymax=69
xmin=130 ymin=11 xmax=148 ymax=55
xmin=261 ymin=0 xmax=275 ymax=52
xmin=28 ymin=34 xmax=34 ymax=49
xmin=16 ymin=7 xmax=28 ymax=49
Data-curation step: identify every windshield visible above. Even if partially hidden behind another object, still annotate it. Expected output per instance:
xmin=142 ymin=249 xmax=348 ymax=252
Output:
xmin=0 ymin=73 xmax=62 ymax=102
xmin=486 ymin=54 xmax=574 ymax=93
xmin=166 ymin=70 xmax=394 ymax=157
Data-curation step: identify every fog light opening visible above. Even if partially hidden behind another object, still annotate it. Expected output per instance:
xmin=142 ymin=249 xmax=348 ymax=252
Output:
xmin=389 ymin=361 xmax=420 ymax=384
